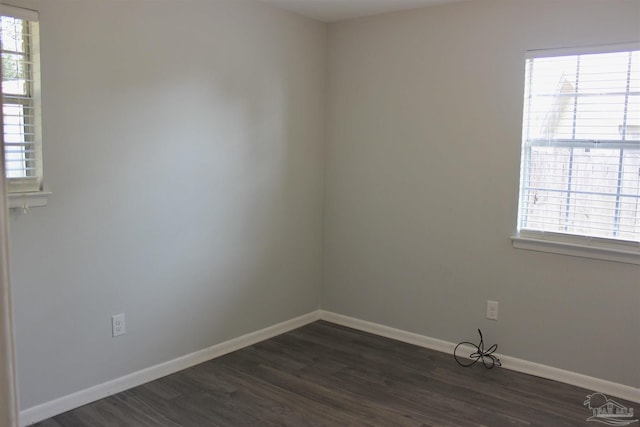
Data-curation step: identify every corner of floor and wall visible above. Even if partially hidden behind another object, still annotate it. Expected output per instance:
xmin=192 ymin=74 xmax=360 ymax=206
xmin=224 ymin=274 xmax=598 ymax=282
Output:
xmin=3 ymin=0 xmax=639 ymax=425
xmin=318 ymin=0 xmax=640 ymax=408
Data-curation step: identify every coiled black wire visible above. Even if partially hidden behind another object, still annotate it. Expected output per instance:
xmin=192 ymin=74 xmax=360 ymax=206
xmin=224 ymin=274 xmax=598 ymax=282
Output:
xmin=454 ymin=329 xmax=501 ymax=369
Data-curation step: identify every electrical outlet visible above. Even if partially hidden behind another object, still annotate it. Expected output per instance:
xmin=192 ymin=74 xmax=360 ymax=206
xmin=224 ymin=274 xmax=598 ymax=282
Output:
xmin=112 ymin=313 xmax=126 ymax=337
xmin=486 ymin=300 xmax=499 ymax=321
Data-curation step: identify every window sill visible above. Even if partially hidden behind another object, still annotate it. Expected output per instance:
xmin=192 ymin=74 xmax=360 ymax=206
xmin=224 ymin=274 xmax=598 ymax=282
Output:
xmin=8 ymin=191 xmax=51 ymax=210
xmin=511 ymin=235 xmax=640 ymax=265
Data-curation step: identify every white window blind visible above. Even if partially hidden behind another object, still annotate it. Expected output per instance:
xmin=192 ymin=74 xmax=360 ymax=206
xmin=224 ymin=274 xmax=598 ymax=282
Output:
xmin=517 ymin=45 xmax=640 ymax=245
xmin=1 ymin=5 xmax=42 ymax=193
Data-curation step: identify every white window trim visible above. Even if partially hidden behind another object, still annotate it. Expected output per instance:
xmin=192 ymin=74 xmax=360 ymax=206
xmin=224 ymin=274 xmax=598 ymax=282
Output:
xmin=511 ymin=232 xmax=640 ymax=265
xmin=0 ymin=5 xmax=37 ymax=21
xmin=7 ymin=191 xmax=50 ymax=210
xmin=526 ymin=41 xmax=640 ymax=59
xmin=1 ymin=5 xmax=49 ymax=210
xmin=514 ymin=42 xmax=640 ymax=264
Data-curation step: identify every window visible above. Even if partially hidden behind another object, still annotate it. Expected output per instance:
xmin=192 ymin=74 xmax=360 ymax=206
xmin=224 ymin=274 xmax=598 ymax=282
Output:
xmin=514 ymin=44 xmax=640 ymax=263
xmin=1 ymin=5 xmax=42 ymax=195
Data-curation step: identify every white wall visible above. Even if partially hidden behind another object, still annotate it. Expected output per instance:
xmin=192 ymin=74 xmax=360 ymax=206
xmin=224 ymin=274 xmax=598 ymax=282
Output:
xmin=8 ymin=0 xmax=326 ymax=409
xmin=323 ymin=0 xmax=640 ymax=388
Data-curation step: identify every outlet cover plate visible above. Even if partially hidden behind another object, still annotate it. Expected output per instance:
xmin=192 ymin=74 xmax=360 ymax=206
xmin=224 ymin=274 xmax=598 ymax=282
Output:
xmin=112 ymin=313 xmax=126 ymax=337
xmin=486 ymin=300 xmax=499 ymax=321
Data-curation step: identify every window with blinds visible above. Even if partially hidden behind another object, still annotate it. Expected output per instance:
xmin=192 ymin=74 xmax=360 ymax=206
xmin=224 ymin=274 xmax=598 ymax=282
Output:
xmin=517 ymin=46 xmax=640 ymax=246
xmin=1 ymin=6 xmax=42 ymax=193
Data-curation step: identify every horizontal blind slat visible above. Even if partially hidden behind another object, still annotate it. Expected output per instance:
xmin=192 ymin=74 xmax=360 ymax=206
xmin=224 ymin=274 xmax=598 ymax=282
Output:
xmin=519 ymin=48 xmax=640 ymax=242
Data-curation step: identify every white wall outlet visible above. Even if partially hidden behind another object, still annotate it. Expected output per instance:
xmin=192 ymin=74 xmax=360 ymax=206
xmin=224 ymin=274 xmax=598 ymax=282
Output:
xmin=486 ymin=300 xmax=499 ymax=321
xmin=112 ymin=313 xmax=126 ymax=337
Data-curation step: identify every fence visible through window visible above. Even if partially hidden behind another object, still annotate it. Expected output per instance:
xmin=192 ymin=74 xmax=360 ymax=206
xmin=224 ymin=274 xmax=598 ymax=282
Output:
xmin=519 ymin=49 xmax=640 ymax=243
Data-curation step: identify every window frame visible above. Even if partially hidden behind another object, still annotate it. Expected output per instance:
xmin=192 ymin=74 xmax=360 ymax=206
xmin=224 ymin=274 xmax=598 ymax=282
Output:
xmin=513 ymin=43 xmax=640 ymax=265
xmin=0 ymin=4 xmax=47 ymax=209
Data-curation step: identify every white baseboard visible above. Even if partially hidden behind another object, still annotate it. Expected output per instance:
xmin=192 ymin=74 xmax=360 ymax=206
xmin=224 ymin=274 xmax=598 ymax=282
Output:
xmin=318 ymin=310 xmax=640 ymax=404
xmin=19 ymin=311 xmax=321 ymax=427
xmin=20 ymin=309 xmax=639 ymax=426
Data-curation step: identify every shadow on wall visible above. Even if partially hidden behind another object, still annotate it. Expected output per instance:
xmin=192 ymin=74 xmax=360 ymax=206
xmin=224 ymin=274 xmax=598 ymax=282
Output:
xmin=9 ymin=0 xmax=324 ymax=409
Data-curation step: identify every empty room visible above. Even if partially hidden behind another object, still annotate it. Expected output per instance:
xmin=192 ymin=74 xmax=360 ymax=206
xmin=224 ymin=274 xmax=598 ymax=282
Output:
xmin=0 ymin=0 xmax=638 ymax=426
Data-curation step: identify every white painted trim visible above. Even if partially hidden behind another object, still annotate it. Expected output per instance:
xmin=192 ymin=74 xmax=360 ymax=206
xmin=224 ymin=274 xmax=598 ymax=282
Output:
xmin=8 ymin=192 xmax=51 ymax=210
xmin=318 ymin=310 xmax=640 ymax=403
xmin=511 ymin=235 xmax=640 ymax=265
xmin=526 ymin=41 xmax=640 ymax=59
xmin=1 ymin=98 xmax=20 ymax=426
xmin=19 ymin=311 xmax=321 ymax=427
xmin=498 ymin=354 xmax=640 ymax=404
xmin=19 ymin=309 xmax=639 ymax=426
xmin=320 ymin=311 xmax=456 ymax=355
xmin=0 ymin=4 xmax=39 ymax=21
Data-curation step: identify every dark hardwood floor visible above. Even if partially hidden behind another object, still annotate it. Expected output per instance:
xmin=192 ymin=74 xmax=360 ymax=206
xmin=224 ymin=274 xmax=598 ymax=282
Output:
xmin=33 ymin=321 xmax=635 ymax=426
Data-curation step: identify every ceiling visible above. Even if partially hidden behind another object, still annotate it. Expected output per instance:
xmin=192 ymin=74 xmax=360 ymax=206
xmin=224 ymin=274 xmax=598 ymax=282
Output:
xmin=256 ymin=0 xmax=466 ymax=23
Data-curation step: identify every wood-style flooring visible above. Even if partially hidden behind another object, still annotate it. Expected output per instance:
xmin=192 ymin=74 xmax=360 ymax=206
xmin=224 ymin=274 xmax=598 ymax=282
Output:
xmin=33 ymin=321 xmax=636 ymax=426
